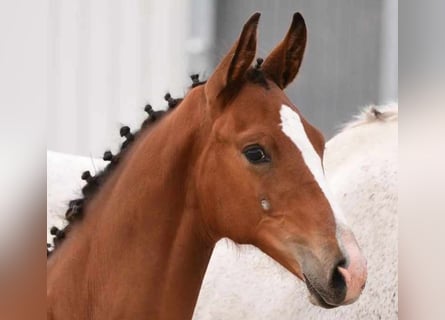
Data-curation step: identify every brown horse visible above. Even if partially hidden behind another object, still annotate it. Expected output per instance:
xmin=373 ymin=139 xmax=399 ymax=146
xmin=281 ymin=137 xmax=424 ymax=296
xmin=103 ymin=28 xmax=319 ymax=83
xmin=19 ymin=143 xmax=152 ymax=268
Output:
xmin=47 ymin=12 xmax=367 ymax=319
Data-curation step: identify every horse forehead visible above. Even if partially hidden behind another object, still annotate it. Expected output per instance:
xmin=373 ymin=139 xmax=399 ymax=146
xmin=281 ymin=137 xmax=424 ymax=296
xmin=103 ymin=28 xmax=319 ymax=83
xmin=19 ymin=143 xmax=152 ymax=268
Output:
xmin=279 ymin=104 xmax=310 ymax=139
xmin=227 ymin=86 xmax=287 ymax=124
xmin=236 ymin=81 xmax=284 ymax=106
xmin=278 ymin=105 xmax=321 ymax=174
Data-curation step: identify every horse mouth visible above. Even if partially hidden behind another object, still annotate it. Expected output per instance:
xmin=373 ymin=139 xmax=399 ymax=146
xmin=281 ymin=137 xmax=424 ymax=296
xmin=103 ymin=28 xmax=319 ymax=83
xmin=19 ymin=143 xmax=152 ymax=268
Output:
xmin=303 ymin=274 xmax=338 ymax=309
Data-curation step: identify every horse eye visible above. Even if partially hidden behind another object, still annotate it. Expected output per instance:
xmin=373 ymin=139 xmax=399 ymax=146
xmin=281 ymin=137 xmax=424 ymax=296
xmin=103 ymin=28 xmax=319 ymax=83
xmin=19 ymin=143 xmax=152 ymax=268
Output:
xmin=243 ymin=145 xmax=270 ymax=164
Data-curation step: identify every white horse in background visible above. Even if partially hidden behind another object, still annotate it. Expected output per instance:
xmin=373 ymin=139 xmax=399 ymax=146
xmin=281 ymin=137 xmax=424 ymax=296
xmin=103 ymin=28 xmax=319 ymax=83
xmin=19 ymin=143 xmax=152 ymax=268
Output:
xmin=47 ymin=103 xmax=398 ymax=319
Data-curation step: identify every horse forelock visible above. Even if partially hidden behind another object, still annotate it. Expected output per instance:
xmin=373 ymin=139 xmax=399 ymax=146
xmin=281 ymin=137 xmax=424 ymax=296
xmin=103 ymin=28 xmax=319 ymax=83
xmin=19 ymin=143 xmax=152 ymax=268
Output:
xmin=215 ymin=65 xmax=270 ymax=105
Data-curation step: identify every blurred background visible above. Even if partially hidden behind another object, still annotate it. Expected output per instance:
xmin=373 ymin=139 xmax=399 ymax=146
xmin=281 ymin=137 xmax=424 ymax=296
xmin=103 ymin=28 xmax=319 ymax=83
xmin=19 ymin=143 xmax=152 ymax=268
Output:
xmin=47 ymin=0 xmax=397 ymax=156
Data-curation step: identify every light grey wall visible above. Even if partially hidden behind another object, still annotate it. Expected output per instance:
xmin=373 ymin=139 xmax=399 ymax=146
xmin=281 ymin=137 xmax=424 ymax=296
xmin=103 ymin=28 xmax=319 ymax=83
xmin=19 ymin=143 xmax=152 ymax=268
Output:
xmin=213 ymin=0 xmax=398 ymax=138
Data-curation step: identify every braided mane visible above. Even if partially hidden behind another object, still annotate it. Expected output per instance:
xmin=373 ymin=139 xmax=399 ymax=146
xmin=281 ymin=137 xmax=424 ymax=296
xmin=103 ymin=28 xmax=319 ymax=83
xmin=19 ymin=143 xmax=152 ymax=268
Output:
xmin=47 ymin=74 xmax=205 ymax=256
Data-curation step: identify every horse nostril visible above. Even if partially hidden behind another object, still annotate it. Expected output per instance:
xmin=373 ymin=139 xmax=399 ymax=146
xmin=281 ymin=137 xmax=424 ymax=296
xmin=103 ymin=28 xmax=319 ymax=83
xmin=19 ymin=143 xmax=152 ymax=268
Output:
xmin=336 ymin=257 xmax=347 ymax=269
xmin=331 ymin=258 xmax=347 ymax=294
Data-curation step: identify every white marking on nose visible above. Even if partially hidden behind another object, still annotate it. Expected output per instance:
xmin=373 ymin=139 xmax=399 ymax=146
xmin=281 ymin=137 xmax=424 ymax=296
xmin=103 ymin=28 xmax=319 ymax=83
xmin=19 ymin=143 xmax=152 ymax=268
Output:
xmin=279 ymin=104 xmax=347 ymax=225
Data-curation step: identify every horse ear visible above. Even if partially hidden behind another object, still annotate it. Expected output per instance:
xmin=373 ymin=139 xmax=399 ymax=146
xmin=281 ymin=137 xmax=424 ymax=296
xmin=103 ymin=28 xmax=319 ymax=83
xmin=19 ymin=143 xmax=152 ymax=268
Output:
xmin=205 ymin=12 xmax=260 ymax=103
xmin=262 ymin=12 xmax=307 ymax=89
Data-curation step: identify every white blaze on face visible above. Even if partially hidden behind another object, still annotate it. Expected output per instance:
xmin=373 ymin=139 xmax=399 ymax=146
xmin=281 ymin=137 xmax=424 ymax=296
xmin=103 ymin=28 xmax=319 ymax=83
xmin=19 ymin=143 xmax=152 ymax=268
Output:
xmin=279 ymin=104 xmax=347 ymax=225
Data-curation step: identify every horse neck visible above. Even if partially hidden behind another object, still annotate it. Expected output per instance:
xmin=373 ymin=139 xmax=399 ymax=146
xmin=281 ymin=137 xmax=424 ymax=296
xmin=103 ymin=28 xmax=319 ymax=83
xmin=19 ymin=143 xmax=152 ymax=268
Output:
xmin=47 ymin=89 xmax=214 ymax=320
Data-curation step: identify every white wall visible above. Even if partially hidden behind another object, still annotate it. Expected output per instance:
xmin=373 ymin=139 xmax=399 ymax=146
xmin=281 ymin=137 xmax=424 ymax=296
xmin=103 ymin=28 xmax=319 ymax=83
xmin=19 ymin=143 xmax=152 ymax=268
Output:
xmin=0 ymin=0 xmax=48 ymax=264
xmin=47 ymin=0 xmax=202 ymax=157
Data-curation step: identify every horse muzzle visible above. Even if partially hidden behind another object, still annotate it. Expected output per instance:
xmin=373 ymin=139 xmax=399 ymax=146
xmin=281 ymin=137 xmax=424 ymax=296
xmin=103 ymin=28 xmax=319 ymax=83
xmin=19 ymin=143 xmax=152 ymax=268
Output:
xmin=302 ymin=228 xmax=367 ymax=308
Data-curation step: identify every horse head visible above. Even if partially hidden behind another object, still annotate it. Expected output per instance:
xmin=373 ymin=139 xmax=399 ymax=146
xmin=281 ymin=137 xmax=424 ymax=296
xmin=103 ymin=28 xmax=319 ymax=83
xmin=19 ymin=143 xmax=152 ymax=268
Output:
xmin=193 ymin=12 xmax=367 ymax=308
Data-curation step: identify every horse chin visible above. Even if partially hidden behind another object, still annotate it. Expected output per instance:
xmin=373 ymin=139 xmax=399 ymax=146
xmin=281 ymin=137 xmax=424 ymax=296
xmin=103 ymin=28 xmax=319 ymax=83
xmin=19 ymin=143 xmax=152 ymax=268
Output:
xmin=303 ymin=275 xmax=338 ymax=309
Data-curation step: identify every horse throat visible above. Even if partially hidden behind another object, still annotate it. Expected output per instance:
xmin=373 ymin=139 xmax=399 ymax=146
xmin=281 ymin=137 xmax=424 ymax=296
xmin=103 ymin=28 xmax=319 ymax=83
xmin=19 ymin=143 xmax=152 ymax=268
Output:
xmin=47 ymin=94 xmax=214 ymax=320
